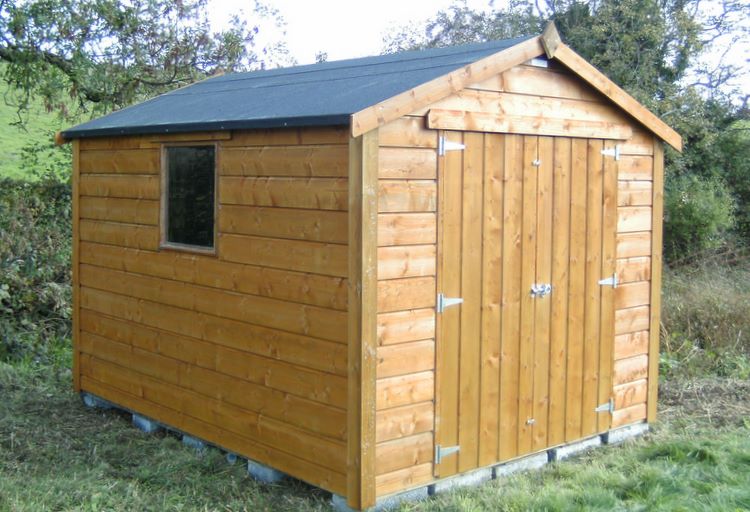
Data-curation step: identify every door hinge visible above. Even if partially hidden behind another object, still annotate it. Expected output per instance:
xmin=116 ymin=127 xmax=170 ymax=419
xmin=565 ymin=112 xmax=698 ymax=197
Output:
xmin=434 ymin=444 xmax=460 ymax=464
xmin=601 ymin=146 xmax=621 ymax=161
xmin=438 ymin=136 xmax=466 ymax=156
xmin=598 ymin=273 xmax=619 ymax=288
xmin=595 ymin=398 xmax=615 ymax=414
xmin=436 ymin=293 xmax=463 ymax=313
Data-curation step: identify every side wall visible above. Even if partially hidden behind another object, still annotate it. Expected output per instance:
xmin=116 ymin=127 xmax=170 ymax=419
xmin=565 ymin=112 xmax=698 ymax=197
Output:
xmin=73 ymin=128 xmax=350 ymax=495
xmin=373 ymin=61 xmax=660 ymax=499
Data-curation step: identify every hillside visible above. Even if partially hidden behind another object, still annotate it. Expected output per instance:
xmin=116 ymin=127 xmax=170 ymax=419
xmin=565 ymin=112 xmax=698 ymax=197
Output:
xmin=0 ymin=86 xmax=68 ymax=179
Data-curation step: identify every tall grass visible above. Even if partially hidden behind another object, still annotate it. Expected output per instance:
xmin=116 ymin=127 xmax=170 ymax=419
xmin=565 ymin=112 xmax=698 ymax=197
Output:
xmin=661 ymin=249 xmax=750 ymax=379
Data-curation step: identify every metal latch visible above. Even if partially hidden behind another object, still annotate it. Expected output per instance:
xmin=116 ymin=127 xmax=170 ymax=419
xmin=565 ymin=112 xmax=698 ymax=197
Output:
xmin=530 ymin=283 xmax=552 ymax=298
xmin=595 ymin=398 xmax=615 ymax=414
xmin=601 ymin=146 xmax=621 ymax=161
xmin=438 ymin=136 xmax=466 ymax=156
xmin=436 ymin=293 xmax=463 ymax=313
xmin=434 ymin=444 xmax=460 ymax=464
xmin=598 ymin=273 xmax=619 ymax=288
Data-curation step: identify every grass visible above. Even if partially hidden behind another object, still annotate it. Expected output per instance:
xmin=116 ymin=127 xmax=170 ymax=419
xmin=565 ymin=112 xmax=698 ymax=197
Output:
xmin=0 ymin=353 xmax=748 ymax=512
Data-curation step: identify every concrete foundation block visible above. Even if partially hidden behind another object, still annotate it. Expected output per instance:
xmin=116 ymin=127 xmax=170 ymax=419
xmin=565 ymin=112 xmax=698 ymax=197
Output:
xmin=247 ymin=459 xmax=285 ymax=483
xmin=429 ymin=466 xmax=493 ymax=495
xmin=493 ymin=452 xmax=548 ymax=478
xmin=331 ymin=486 xmax=430 ymax=512
xmin=548 ymin=435 xmax=601 ymax=461
xmin=132 ymin=414 xmax=162 ymax=434
xmin=601 ymin=422 xmax=649 ymax=445
xmin=182 ymin=434 xmax=207 ymax=451
xmin=80 ymin=392 xmax=113 ymax=410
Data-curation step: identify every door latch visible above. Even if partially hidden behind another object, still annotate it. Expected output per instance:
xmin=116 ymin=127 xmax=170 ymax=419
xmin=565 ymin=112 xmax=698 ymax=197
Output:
xmin=530 ymin=283 xmax=552 ymax=298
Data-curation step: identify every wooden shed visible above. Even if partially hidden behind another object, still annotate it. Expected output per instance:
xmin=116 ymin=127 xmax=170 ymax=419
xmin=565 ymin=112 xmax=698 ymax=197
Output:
xmin=61 ymin=24 xmax=681 ymax=511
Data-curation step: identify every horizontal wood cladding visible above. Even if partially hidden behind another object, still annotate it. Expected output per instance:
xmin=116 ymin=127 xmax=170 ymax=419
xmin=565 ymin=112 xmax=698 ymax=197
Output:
xmin=219 ymin=234 xmax=347 ymax=278
xmin=379 ymin=148 xmax=437 ymax=179
xmin=614 ymin=331 xmax=650 ymax=360
xmin=76 ymin=130 xmax=352 ymax=492
xmin=221 ymin=145 xmax=348 ymax=177
xmin=378 ymin=180 xmax=437 ymax=213
xmin=219 ymin=177 xmax=347 ymax=210
xmin=79 ymin=241 xmax=347 ymax=310
xmin=79 ymin=149 xmax=160 ymax=174
xmin=379 ymin=117 xmax=437 ymax=149
xmin=376 ymin=371 xmax=434 ymax=410
xmin=377 ymin=340 xmax=435 ymax=379
xmin=219 ymin=205 xmax=348 ymax=243
xmin=617 ymin=257 xmax=651 ymax=283
xmin=378 ymin=245 xmax=436 ymax=280
xmin=375 ymin=432 xmax=433 ymax=475
xmin=80 ymin=372 xmax=347 ymax=495
xmin=79 ymin=264 xmax=347 ymax=343
xmin=377 ymin=277 xmax=436 ymax=313
xmin=378 ymin=213 xmax=436 ymax=246
xmin=618 ymin=181 xmax=653 ymax=206
xmin=375 ymin=463 xmax=433 ymax=497
xmin=375 ymin=402 xmax=434 ymax=443
xmin=377 ymin=308 xmax=436 ymax=346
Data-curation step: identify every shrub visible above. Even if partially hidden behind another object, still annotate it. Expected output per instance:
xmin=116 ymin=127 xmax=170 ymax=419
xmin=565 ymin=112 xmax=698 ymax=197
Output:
xmin=661 ymin=256 xmax=750 ymax=379
xmin=663 ymin=174 xmax=734 ymax=262
xmin=0 ymin=176 xmax=71 ymax=363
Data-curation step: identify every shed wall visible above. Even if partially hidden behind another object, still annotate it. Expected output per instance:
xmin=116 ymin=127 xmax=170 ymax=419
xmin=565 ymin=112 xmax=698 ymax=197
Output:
xmin=74 ymin=127 xmax=350 ymax=495
xmin=373 ymin=61 xmax=658 ymax=499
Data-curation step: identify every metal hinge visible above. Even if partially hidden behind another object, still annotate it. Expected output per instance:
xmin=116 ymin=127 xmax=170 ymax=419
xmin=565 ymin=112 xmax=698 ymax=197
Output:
xmin=438 ymin=136 xmax=466 ymax=156
xmin=601 ymin=146 xmax=621 ymax=161
xmin=436 ymin=293 xmax=463 ymax=313
xmin=434 ymin=444 xmax=460 ymax=464
xmin=595 ymin=398 xmax=615 ymax=414
xmin=598 ymin=273 xmax=619 ymax=288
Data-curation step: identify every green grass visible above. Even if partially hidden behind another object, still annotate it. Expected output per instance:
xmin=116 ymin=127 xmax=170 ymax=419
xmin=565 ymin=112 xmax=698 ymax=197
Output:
xmin=1 ymin=354 xmax=748 ymax=512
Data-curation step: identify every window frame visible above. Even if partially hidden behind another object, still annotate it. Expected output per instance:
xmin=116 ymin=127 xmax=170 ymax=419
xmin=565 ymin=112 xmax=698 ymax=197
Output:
xmin=159 ymin=142 xmax=219 ymax=255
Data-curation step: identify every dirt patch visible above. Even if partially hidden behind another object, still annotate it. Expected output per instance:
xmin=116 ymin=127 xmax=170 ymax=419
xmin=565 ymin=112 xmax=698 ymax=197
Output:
xmin=659 ymin=377 xmax=750 ymax=428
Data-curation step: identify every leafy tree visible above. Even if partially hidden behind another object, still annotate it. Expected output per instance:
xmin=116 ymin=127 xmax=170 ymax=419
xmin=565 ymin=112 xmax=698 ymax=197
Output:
xmin=0 ymin=0 xmax=290 ymax=118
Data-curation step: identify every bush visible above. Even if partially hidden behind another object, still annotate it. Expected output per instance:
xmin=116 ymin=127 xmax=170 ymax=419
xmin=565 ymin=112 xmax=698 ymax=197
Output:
xmin=663 ymin=174 xmax=735 ymax=262
xmin=661 ymin=257 xmax=750 ymax=380
xmin=0 ymin=176 xmax=71 ymax=363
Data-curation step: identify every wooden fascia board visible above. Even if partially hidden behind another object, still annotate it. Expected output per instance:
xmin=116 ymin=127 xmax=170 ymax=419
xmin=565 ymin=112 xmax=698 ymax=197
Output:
xmin=553 ymin=44 xmax=682 ymax=152
xmin=350 ymin=36 xmax=545 ymax=137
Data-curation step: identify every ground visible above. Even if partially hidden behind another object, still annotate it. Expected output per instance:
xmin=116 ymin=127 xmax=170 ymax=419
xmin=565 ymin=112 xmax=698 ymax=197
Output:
xmin=0 ymin=359 xmax=748 ymax=512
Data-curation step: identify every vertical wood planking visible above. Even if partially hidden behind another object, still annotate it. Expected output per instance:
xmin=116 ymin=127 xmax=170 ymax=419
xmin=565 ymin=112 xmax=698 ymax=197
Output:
xmin=548 ymin=138 xmax=571 ymax=447
xmin=581 ymin=139 xmax=604 ymax=437
xmin=565 ymin=139 xmax=588 ymax=442
xmin=647 ymin=139 xmax=664 ymax=422
xmin=478 ymin=133 xmax=503 ymax=467
xmin=435 ymin=131 xmax=463 ymax=477
xmin=598 ymin=140 xmax=618 ymax=432
xmin=517 ymin=135 xmax=538 ymax=455
xmin=498 ymin=134 xmax=524 ymax=461
xmin=532 ymin=136 xmax=553 ymax=452
xmin=457 ymin=132 xmax=484 ymax=472
xmin=72 ymin=140 xmax=82 ymax=391
xmin=347 ymin=129 xmax=379 ymax=510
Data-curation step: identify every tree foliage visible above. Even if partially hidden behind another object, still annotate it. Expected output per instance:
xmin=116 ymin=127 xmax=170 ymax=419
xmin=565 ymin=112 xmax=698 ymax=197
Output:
xmin=383 ymin=0 xmax=750 ymax=260
xmin=0 ymin=0 xmax=290 ymax=117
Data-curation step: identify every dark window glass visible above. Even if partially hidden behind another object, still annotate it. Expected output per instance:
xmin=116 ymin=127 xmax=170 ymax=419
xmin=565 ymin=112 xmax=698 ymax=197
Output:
xmin=166 ymin=146 xmax=215 ymax=248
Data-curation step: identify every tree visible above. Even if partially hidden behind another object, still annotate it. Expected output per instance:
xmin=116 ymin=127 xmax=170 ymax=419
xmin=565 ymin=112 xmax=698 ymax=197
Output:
xmin=0 ymin=0 xmax=291 ymax=118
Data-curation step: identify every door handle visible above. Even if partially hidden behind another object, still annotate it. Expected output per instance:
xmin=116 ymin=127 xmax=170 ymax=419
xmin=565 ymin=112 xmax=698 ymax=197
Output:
xmin=530 ymin=283 xmax=552 ymax=298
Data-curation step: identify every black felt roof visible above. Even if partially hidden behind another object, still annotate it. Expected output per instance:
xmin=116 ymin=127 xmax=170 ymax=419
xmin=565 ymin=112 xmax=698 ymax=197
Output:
xmin=62 ymin=36 xmax=532 ymax=139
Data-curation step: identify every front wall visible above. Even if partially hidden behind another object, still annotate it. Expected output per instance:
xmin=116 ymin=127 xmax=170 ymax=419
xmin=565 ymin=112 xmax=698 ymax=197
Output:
xmin=374 ymin=62 xmax=658 ymax=499
xmin=74 ymin=127 xmax=350 ymax=495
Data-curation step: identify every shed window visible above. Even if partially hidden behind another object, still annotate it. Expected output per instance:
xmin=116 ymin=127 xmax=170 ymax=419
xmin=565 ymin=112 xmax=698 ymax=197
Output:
xmin=164 ymin=145 xmax=216 ymax=249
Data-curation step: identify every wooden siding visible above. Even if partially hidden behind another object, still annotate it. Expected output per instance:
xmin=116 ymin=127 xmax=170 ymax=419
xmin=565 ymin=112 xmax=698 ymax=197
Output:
xmin=75 ymin=127 xmax=350 ymax=496
xmin=374 ymin=117 xmax=438 ymax=495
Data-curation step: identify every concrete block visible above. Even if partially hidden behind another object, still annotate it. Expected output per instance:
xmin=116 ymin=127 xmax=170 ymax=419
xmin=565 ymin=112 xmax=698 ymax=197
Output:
xmin=602 ymin=422 xmax=649 ymax=445
xmin=493 ymin=452 xmax=548 ymax=478
xmin=182 ymin=434 xmax=207 ymax=451
xmin=548 ymin=435 xmax=601 ymax=461
xmin=132 ymin=414 xmax=162 ymax=434
xmin=331 ymin=486 xmax=430 ymax=512
xmin=429 ymin=466 xmax=493 ymax=494
xmin=80 ymin=392 xmax=113 ymax=410
xmin=247 ymin=459 xmax=285 ymax=483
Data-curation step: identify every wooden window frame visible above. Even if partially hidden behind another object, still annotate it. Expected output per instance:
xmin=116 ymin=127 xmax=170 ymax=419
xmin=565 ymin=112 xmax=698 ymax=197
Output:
xmin=159 ymin=142 xmax=219 ymax=255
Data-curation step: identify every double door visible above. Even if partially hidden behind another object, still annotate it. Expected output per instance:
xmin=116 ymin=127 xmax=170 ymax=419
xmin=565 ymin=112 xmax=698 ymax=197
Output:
xmin=435 ymin=131 xmax=618 ymax=477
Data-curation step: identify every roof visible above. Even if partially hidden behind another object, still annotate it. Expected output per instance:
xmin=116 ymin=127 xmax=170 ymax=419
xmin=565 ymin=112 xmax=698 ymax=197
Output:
xmin=61 ymin=36 xmax=531 ymax=139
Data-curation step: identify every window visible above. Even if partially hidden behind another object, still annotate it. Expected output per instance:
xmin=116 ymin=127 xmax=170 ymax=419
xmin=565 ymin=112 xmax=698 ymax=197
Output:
xmin=163 ymin=145 xmax=216 ymax=250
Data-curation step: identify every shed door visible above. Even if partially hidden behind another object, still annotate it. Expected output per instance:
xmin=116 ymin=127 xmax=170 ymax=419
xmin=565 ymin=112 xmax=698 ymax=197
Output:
xmin=434 ymin=131 xmax=618 ymax=477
